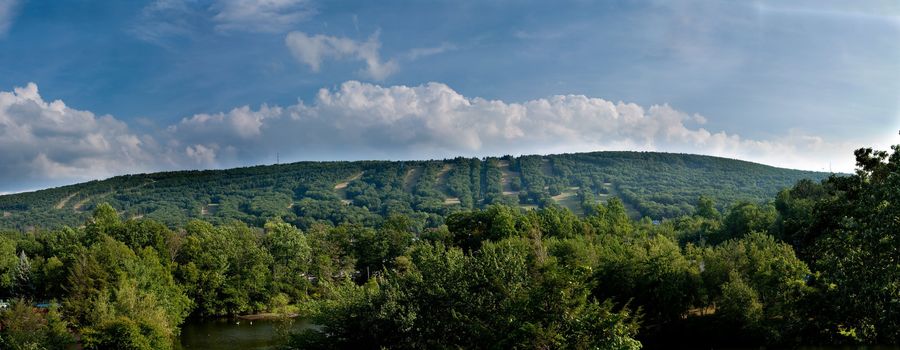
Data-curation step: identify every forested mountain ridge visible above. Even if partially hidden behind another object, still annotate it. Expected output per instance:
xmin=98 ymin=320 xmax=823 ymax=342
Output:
xmin=0 ymin=151 xmax=830 ymax=230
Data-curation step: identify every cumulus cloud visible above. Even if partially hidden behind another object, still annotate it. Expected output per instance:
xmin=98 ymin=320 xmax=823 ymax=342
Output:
xmin=0 ymin=83 xmax=159 ymax=190
xmin=0 ymin=0 xmax=21 ymax=37
xmin=0 ymin=81 xmax=868 ymax=192
xmin=169 ymin=104 xmax=283 ymax=140
xmin=184 ymin=144 xmax=219 ymax=165
xmin=285 ymin=31 xmax=398 ymax=80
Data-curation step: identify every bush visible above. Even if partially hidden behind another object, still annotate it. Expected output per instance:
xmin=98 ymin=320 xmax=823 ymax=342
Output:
xmin=82 ymin=316 xmax=170 ymax=350
xmin=718 ymin=271 xmax=763 ymax=327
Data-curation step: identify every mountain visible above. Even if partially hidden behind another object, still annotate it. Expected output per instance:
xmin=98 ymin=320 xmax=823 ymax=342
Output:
xmin=0 ymin=151 xmax=831 ymax=230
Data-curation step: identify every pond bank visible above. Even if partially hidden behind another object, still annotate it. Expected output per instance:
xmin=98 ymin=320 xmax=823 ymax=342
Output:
xmin=236 ymin=313 xmax=300 ymax=321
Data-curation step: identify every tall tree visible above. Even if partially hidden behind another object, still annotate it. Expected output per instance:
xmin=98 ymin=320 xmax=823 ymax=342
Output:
xmin=13 ymin=251 xmax=31 ymax=297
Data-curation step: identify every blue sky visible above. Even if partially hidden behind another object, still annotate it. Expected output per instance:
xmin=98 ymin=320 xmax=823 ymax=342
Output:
xmin=0 ymin=0 xmax=898 ymax=192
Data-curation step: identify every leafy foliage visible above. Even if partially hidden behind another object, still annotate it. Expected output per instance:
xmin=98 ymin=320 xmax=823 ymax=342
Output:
xmin=771 ymin=146 xmax=900 ymax=343
xmin=290 ymin=239 xmax=642 ymax=350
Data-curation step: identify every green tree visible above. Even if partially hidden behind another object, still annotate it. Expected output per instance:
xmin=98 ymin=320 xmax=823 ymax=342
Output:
xmin=698 ymin=232 xmax=811 ymax=342
xmin=84 ymin=203 xmax=123 ymax=246
xmin=771 ymin=179 xmax=826 ymax=256
xmin=64 ymin=235 xmax=190 ymax=344
xmin=37 ymin=256 xmax=67 ymax=298
xmin=592 ymin=234 xmax=701 ymax=325
xmin=715 ymin=202 xmax=776 ymax=244
xmin=588 ymin=198 xmax=633 ymax=236
xmin=264 ymin=221 xmax=312 ymax=302
xmin=82 ymin=315 xmax=170 ymax=350
xmin=290 ymin=238 xmax=641 ymax=349
xmin=718 ymin=271 xmax=764 ymax=330
xmin=13 ymin=251 xmax=32 ymax=297
xmin=351 ymin=215 xmax=414 ymax=282
xmin=176 ymin=221 xmax=271 ymax=316
xmin=798 ymin=146 xmax=900 ymax=343
xmin=445 ymin=205 xmax=522 ymax=251
xmin=0 ymin=299 xmax=74 ymax=350
xmin=695 ymin=195 xmax=721 ymax=220
xmin=0 ymin=235 xmax=16 ymax=296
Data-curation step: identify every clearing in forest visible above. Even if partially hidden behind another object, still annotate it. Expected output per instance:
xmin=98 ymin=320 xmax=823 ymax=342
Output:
xmin=601 ymin=182 xmax=641 ymax=218
xmin=597 ymin=182 xmax=612 ymax=202
xmin=73 ymin=181 xmax=156 ymax=213
xmin=55 ymin=192 xmax=79 ymax=210
xmin=201 ymin=203 xmax=219 ymax=216
xmin=540 ymin=158 xmax=554 ymax=177
xmin=497 ymin=160 xmax=520 ymax=196
xmin=552 ymin=187 xmax=583 ymax=216
xmin=334 ymin=171 xmax=364 ymax=190
xmin=73 ymin=194 xmax=106 ymax=212
xmin=334 ymin=171 xmax=364 ymax=202
xmin=403 ymin=166 xmax=423 ymax=193
xmin=434 ymin=164 xmax=453 ymax=195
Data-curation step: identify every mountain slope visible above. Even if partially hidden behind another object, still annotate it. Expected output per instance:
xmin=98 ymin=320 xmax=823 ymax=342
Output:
xmin=0 ymin=151 xmax=831 ymax=230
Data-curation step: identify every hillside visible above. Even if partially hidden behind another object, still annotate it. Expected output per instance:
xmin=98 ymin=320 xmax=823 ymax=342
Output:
xmin=0 ymin=151 xmax=831 ymax=230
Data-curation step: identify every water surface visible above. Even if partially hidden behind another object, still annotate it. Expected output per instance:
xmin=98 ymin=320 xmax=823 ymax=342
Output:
xmin=178 ymin=318 xmax=311 ymax=350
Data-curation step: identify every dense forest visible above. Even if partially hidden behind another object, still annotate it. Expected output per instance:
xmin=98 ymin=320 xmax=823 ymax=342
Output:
xmin=0 ymin=151 xmax=828 ymax=231
xmin=0 ymin=145 xmax=896 ymax=349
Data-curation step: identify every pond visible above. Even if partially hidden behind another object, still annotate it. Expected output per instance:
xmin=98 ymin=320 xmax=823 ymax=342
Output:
xmin=177 ymin=318 xmax=313 ymax=350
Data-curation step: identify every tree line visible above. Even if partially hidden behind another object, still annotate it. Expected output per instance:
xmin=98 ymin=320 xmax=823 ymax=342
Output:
xmin=0 ymin=152 xmax=828 ymax=231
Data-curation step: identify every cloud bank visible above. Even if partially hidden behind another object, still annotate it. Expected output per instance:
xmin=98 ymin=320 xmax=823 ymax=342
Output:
xmin=0 ymin=81 xmax=867 ymax=192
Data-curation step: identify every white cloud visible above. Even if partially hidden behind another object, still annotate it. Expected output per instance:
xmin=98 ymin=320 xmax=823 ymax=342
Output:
xmin=0 ymin=81 xmax=875 ymax=191
xmin=285 ymin=31 xmax=398 ymax=80
xmin=0 ymin=83 xmax=159 ymax=190
xmin=0 ymin=0 xmax=21 ymax=37
xmin=212 ymin=0 xmax=314 ymax=33
xmin=185 ymin=144 xmax=218 ymax=165
xmin=168 ymin=104 xmax=283 ymax=140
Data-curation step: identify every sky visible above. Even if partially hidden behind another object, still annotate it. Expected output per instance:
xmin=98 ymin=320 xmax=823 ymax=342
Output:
xmin=0 ymin=0 xmax=898 ymax=193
